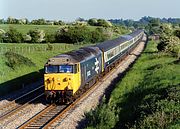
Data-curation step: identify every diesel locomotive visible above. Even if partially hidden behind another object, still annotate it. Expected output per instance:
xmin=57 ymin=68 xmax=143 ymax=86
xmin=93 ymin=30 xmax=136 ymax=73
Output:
xmin=44 ymin=30 xmax=145 ymax=103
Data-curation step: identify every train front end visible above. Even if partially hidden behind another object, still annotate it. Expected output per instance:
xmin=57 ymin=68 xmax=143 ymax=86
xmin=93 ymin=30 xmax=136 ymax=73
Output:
xmin=44 ymin=55 xmax=81 ymax=103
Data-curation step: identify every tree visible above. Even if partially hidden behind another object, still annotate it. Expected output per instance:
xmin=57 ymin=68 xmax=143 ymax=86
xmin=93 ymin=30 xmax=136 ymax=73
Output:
xmin=173 ymin=29 xmax=180 ymax=38
xmin=28 ymin=29 xmax=45 ymax=43
xmin=6 ymin=16 xmax=19 ymax=24
xmin=90 ymin=29 xmax=107 ymax=43
xmin=18 ymin=18 xmax=29 ymax=24
xmin=57 ymin=20 xmax=65 ymax=25
xmin=88 ymin=18 xmax=98 ymax=26
xmin=159 ymin=23 xmax=173 ymax=36
xmin=76 ymin=17 xmax=85 ymax=22
xmin=149 ymin=18 xmax=160 ymax=27
xmin=55 ymin=26 xmax=91 ymax=43
xmin=4 ymin=27 xmax=24 ymax=43
xmin=0 ymin=19 xmax=5 ymax=24
xmin=7 ymin=16 xmax=14 ymax=24
xmin=97 ymin=19 xmax=112 ymax=27
xmin=124 ymin=19 xmax=134 ymax=27
xmin=45 ymin=33 xmax=55 ymax=43
xmin=0 ymin=29 xmax=5 ymax=42
xmin=157 ymin=34 xmax=180 ymax=58
xmin=31 ymin=18 xmax=46 ymax=25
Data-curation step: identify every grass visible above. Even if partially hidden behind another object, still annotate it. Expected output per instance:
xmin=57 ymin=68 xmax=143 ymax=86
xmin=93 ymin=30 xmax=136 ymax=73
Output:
xmin=85 ymin=41 xmax=180 ymax=129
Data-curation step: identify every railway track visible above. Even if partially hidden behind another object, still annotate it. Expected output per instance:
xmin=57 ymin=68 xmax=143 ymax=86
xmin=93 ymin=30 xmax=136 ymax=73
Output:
xmin=19 ymin=105 xmax=67 ymax=129
xmin=0 ymin=85 xmax=44 ymax=121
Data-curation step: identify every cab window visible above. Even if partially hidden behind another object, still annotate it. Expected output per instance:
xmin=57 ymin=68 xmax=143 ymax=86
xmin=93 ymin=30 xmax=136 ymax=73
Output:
xmin=59 ymin=65 xmax=73 ymax=73
xmin=45 ymin=65 xmax=58 ymax=73
xmin=45 ymin=65 xmax=77 ymax=73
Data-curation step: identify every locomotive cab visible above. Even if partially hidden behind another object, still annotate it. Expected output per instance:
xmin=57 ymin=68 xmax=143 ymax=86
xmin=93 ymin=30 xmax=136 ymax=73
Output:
xmin=44 ymin=55 xmax=81 ymax=103
xmin=44 ymin=46 xmax=103 ymax=104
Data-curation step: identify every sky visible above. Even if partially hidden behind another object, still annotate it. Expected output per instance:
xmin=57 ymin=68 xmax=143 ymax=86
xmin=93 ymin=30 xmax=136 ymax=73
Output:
xmin=0 ymin=0 xmax=180 ymax=22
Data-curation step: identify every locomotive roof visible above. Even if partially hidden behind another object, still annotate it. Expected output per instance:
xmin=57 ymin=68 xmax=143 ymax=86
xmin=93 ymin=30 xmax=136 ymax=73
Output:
xmin=95 ymin=30 xmax=143 ymax=52
xmin=47 ymin=47 xmax=101 ymax=65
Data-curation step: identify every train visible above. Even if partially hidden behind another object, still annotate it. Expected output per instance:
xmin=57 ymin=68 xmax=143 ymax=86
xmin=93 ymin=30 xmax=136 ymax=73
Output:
xmin=44 ymin=30 xmax=145 ymax=103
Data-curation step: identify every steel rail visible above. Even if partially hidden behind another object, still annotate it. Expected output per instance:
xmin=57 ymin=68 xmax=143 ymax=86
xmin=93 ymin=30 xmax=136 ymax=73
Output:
xmin=0 ymin=93 xmax=44 ymax=121
xmin=0 ymin=85 xmax=44 ymax=111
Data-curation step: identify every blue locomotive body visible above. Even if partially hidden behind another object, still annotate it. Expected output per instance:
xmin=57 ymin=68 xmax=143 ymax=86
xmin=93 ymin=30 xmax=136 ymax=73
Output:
xmin=79 ymin=47 xmax=102 ymax=88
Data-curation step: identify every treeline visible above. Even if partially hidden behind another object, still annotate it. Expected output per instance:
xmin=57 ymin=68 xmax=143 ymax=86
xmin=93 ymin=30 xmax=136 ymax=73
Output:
xmin=0 ymin=17 xmax=113 ymax=27
xmin=109 ymin=16 xmax=180 ymax=28
xmin=0 ymin=17 xmax=64 ymax=25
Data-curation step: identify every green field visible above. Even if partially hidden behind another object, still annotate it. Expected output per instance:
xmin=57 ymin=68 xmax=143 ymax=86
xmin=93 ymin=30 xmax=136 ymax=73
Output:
xmin=85 ymin=41 xmax=180 ymax=129
xmin=0 ymin=24 xmax=61 ymax=34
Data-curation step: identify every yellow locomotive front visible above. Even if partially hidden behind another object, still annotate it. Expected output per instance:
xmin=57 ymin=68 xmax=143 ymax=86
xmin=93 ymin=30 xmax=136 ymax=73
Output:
xmin=44 ymin=55 xmax=81 ymax=103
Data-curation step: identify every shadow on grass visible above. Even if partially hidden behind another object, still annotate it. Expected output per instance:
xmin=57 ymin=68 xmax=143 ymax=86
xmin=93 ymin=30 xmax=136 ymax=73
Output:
xmin=0 ymin=69 xmax=44 ymax=98
xmin=113 ymin=83 xmax=180 ymax=129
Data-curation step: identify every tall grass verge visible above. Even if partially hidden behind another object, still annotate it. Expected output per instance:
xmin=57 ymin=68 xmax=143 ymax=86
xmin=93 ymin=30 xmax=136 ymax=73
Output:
xmin=85 ymin=41 xmax=180 ymax=129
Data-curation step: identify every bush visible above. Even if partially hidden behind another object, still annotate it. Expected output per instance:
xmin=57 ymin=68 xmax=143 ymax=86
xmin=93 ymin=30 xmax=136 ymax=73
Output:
xmin=3 ymin=27 xmax=24 ymax=43
xmin=88 ymin=19 xmax=112 ymax=27
xmin=97 ymin=19 xmax=112 ymax=27
xmin=85 ymin=99 xmax=118 ymax=129
xmin=45 ymin=33 xmax=55 ymax=43
xmin=55 ymin=26 xmax=89 ymax=43
xmin=55 ymin=25 xmax=109 ymax=44
xmin=157 ymin=34 xmax=169 ymax=51
xmin=88 ymin=18 xmax=98 ymax=26
xmin=0 ymin=33 xmax=3 ymax=43
xmin=46 ymin=43 xmax=53 ymax=51
xmin=173 ymin=29 xmax=180 ymax=38
xmin=157 ymin=35 xmax=180 ymax=58
xmin=0 ymin=29 xmax=5 ymax=42
xmin=28 ymin=29 xmax=45 ymax=43
xmin=4 ymin=51 xmax=35 ymax=69
xmin=90 ymin=28 xmax=108 ymax=43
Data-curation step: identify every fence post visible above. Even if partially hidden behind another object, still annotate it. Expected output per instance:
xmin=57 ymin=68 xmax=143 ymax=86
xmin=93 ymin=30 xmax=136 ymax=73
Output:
xmin=0 ymin=47 xmax=1 ymax=54
xmin=21 ymin=46 xmax=23 ymax=53
xmin=28 ymin=46 xmax=30 ymax=53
